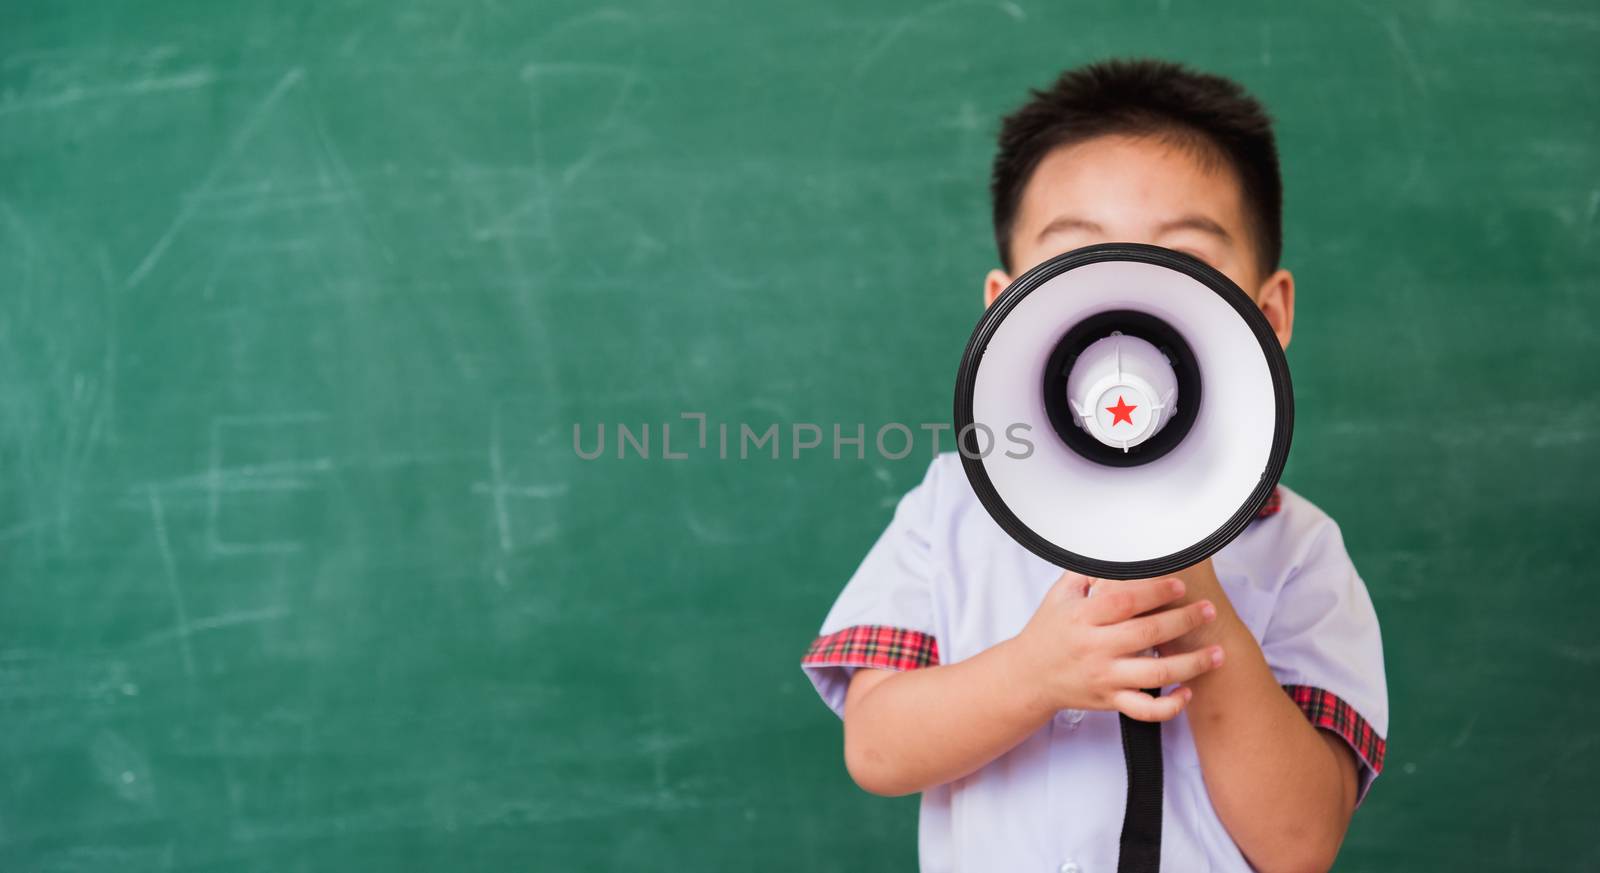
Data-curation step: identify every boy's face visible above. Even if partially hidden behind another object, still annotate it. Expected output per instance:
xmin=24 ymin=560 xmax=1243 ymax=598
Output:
xmin=984 ymin=134 xmax=1295 ymax=349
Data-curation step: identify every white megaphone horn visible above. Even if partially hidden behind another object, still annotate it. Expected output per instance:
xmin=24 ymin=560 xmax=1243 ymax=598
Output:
xmin=953 ymin=242 xmax=1293 ymax=580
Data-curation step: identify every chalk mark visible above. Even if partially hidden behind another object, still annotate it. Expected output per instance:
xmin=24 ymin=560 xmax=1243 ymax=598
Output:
xmin=147 ymin=489 xmax=196 ymax=677
xmin=130 ymin=605 xmax=291 ymax=650
xmin=0 ymin=68 xmax=216 ymax=117
xmin=125 ymin=67 xmax=305 ymax=290
xmin=206 ymin=413 xmax=327 ymax=557
xmin=471 ymin=413 xmax=568 ymax=556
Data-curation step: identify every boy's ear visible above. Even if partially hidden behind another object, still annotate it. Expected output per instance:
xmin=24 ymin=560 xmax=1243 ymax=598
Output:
xmin=984 ymin=269 xmax=1013 ymax=309
xmin=1254 ymin=268 xmax=1295 ymax=350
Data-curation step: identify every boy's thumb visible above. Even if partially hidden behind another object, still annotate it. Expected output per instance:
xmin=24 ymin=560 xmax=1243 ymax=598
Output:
xmin=1051 ymin=570 xmax=1096 ymax=600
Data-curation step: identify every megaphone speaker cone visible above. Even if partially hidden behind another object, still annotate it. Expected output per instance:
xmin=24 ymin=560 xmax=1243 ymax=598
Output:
xmin=953 ymin=243 xmax=1293 ymax=580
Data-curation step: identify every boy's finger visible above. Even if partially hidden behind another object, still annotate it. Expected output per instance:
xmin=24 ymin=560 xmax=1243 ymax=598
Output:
xmin=1114 ymin=646 xmax=1223 ymax=689
xmin=1106 ymin=600 xmax=1216 ymax=652
xmin=1082 ymin=577 xmax=1185 ymax=625
xmin=1112 ymin=687 xmax=1191 ymax=722
xmin=1049 ymin=570 xmax=1095 ymax=601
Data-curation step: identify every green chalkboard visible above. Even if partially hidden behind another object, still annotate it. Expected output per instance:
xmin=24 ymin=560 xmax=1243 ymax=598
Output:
xmin=2 ymin=1 xmax=1596 ymax=870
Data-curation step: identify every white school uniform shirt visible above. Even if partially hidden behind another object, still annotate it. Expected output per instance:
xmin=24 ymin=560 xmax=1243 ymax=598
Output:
xmin=802 ymin=452 xmax=1388 ymax=873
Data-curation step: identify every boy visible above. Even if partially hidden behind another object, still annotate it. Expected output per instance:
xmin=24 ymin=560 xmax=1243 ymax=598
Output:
xmin=801 ymin=59 xmax=1387 ymax=873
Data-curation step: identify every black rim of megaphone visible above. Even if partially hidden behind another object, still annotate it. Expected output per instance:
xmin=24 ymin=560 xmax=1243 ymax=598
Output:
xmin=952 ymin=242 xmax=1294 ymax=580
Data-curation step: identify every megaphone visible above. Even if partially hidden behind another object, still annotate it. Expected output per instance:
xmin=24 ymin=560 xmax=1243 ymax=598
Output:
xmin=953 ymin=242 xmax=1293 ymax=580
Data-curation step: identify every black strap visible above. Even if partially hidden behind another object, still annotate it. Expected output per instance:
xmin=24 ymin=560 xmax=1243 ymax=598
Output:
xmin=1116 ymin=688 xmax=1163 ymax=873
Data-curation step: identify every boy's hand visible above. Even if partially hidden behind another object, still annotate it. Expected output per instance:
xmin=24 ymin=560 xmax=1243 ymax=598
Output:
xmin=1009 ymin=571 xmax=1224 ymax=722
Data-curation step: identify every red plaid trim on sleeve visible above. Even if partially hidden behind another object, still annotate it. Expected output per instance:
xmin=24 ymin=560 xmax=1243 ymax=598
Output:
xmin=1284 ymin=684 xmax=1386 ymax=777
xmin=801 ymin=625 xmax=940 ymax=672
xmin=1254 ymin=486 xmax=1283 ymax=520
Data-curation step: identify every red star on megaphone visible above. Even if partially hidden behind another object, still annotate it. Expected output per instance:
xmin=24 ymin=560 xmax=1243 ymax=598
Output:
xmin=1106 ymin=395 xmax=1138 ymax=426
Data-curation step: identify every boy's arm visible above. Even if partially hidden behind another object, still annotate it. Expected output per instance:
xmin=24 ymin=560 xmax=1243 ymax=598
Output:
xmin=841 ymin=573 xmax=1222 ymax=797
xmin=841 ymin=641 xmax=1049 ymax=797
xmin=1163 ymin=559 xmax=1360 ymax=873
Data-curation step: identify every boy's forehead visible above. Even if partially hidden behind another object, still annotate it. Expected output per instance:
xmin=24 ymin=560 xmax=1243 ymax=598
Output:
xmin=1016 ymin=135 xmax=1249 ymax=241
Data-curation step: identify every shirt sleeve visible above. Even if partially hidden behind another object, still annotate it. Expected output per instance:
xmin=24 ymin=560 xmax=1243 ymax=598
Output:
xmin=800 ymin=457 xmax=944 ymax=720
xmin=1260 ymin=515 xmax=1390 ymax=805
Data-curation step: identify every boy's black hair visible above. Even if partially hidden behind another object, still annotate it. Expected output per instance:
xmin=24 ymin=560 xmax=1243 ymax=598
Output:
xmin=990 ymin=58 xmax=1282 ymax=277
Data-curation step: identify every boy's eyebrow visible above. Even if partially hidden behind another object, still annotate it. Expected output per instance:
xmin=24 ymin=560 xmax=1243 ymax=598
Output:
xmin=1035 ymin=216 xmax=1105 ymax=241
xmin=1034 ymin=215 xmax=1233 ymax=244
xmin=1155 ymin=215 xmax=1232 ymax=242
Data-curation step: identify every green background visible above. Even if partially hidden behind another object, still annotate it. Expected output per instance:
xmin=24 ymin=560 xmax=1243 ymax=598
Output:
xmin=2 ymin=1 xmax=1596 ymax=870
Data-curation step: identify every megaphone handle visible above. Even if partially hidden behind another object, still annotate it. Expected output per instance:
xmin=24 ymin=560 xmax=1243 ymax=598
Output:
xmin=1116 ymin=689 xmax=1164 ymax=873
